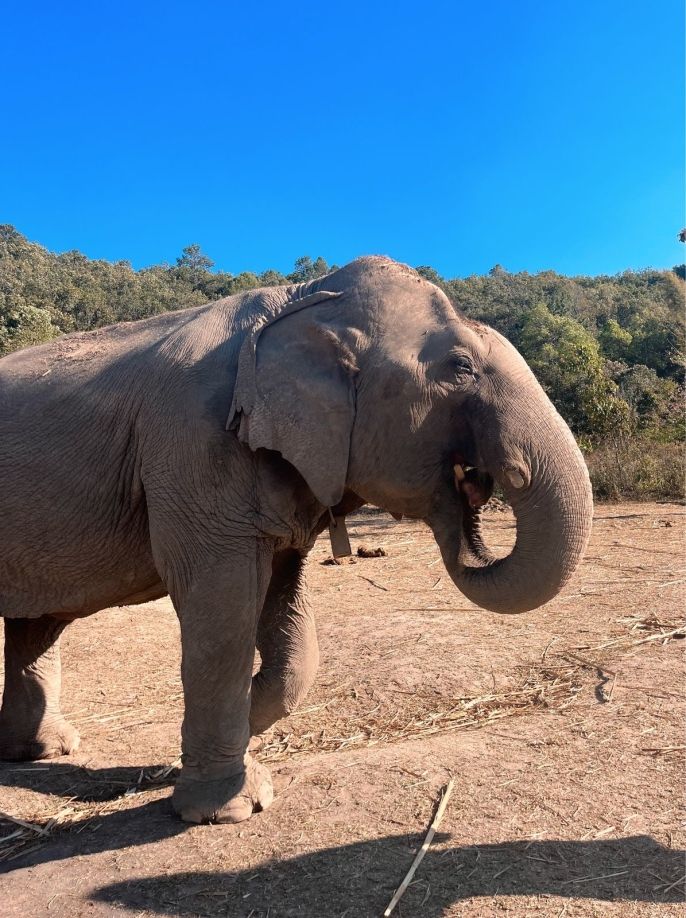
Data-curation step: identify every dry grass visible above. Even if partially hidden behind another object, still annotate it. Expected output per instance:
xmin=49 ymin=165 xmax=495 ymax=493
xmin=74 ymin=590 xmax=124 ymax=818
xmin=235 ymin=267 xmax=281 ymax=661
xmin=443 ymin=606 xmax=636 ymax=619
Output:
xmin=2 ymin=589 xmax=682 ymax=866
xmin=0 ymin=621 xmax=673 ymax=866
xmin=0 ymin=799 xmax=127 ymax=864
xmin=587 ymin=439 xmax=685 ymax=501
xmin=0 ymin=667 xmax=584 ymax=864
xmin=256 ymin=662 xmax=583 ymax=762
xmin=0 ymin=760 xmax=180 ymax=864
xmin=578 ymin=612 xmax=686 ymax=653
xmin=617 ymin=613 xmax=686 ymax=642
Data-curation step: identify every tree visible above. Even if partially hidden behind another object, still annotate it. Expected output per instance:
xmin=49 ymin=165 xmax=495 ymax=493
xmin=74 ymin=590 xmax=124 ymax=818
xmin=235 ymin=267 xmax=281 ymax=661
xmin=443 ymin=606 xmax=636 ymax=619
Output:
xmin=176 ymin=244 xmax=214 ymax=273
xmin=616 ymin=364 xmax=681 ymax=438
xmin=519 ymin=303 xmax=629 ymax=440
xmin=415 ymin=266 xmax=444 ymax=286
xmin=230 ymin=272 xmax=260 ymax=293
xmin=259 ymin=269 xmax=288 ymax=287
xmin=288 ymin=256 xmax=330 ymax=283
xmin=599 ymin=318 xmax=633 ymax=361
xmin=0 ymin=303 xmax=58 ymax=356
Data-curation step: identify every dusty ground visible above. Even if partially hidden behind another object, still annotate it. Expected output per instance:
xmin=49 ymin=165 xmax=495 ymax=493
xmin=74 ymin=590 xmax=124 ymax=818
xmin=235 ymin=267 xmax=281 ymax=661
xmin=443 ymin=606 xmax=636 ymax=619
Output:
xmin=1 ymin=502 xmax=684 ymax=917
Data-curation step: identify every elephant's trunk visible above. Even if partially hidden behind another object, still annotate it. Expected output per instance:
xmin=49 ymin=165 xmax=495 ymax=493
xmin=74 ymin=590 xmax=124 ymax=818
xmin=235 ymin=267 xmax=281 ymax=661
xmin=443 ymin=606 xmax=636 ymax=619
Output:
xmin=429 ymin=405 xmax=593 ymax=614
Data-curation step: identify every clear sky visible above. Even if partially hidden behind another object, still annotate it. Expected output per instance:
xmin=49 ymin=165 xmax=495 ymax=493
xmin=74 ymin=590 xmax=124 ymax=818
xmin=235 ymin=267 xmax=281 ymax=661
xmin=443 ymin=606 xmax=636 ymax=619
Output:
xmin=1 ymin=1 xmax=683 ymax=278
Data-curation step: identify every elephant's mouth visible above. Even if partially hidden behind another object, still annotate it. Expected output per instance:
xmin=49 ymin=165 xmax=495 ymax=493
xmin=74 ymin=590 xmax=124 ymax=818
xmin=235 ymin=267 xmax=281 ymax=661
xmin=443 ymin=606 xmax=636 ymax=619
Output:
xmin=453 ymin=460 xmax=496 ymax=566
xmin=453 ymin=461 xmax=494 ymax=509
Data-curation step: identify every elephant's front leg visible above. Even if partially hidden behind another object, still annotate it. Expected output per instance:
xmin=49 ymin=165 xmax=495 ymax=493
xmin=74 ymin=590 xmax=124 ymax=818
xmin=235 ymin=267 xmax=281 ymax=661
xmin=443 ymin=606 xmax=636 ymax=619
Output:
xmin=250 ymin=549 xmax=319 ymax=735
xmin=170 ymin=544 xmax=274 ymax=824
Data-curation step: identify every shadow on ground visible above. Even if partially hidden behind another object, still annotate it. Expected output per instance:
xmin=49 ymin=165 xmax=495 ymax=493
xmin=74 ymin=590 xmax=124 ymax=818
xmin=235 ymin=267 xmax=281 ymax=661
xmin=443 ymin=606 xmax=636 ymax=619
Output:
xmin=92 ymin=834 xmax=684 ymax=916
xmin=0 ymin=761 xmax=187 ymax=872
xmin=0 ymin=760 xmax=179 ymax=803
xmin=1 ymin=763 xmax=683 ymax=914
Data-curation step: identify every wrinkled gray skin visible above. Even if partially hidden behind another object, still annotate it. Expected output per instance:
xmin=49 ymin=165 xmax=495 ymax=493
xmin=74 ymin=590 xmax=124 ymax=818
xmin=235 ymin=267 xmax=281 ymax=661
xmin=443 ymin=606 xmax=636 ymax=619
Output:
xmin=0 ymin=257 xmax=593 ymax=823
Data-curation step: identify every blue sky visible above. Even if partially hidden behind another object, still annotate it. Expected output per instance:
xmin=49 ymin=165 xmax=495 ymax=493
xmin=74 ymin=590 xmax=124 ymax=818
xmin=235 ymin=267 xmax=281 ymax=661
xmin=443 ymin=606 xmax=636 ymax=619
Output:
xmin=1 ymin=1 xmax=683 ymax=278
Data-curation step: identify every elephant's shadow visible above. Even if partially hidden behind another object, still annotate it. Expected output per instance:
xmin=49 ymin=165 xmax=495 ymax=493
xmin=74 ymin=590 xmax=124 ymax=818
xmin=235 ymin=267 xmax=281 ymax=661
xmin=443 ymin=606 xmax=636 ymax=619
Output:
xmin=0 ymin=758 xmax=180 ymax=803
xmin=0 ymin=760 xmax=186 ymax=874
xmin=92 ymin=834 xmax=686 ymax=916
xmin=1 ymin=762 xmax=683 ymax=914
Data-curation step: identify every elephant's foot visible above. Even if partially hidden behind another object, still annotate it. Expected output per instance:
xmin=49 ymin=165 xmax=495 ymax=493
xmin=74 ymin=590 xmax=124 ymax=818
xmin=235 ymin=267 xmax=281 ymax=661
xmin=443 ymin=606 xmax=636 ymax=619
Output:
xmin=172 ymin=755 xmax=273 ymax=824
xmin=0 ymin=715 xmax=80 ymax=761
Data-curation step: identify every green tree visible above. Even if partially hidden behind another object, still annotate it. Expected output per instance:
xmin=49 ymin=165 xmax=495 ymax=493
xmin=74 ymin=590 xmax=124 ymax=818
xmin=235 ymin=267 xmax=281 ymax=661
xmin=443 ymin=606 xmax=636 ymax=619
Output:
xmin=230 ymin=272 xmax=260 ymax=293
xmin=519 ymin=303 xmax=629 ymax=440
xmin=176 ymin=244 xmax=214 ymax=273
xmin=0 ymin=303 xmax=58 ymax=355
xmin=288 ymin=256 xmax=329 ymax=283
xmin=415 ymin=266 xmax=444 ymax=287
xmin=259 ymin=269 xmax=288 ymax=287
xmin=1 ymin=222 xmax=684 ymax=494
xmin=598 ymin=318 xmax=633 ymax=361
xmin=615 ymin=364 xmax=682 ymax=439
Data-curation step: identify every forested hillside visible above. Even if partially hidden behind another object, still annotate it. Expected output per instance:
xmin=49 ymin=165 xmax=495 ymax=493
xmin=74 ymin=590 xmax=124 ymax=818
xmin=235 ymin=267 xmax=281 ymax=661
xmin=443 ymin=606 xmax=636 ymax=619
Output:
xmin=1 ymin=225 xmax=683 ymax=499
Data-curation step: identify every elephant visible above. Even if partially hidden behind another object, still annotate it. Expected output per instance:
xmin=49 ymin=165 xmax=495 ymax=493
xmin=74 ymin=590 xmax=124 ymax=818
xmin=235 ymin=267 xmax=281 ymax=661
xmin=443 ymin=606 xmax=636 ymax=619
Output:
xmin=0 ymin=256 xmax=593 ymax=823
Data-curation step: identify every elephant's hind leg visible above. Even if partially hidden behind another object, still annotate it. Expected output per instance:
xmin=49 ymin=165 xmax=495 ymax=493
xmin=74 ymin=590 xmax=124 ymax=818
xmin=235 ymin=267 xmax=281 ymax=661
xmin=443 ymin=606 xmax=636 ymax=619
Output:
xmin=0 ymin=617 xmax=79 ymax=761
xmin=250 ymin=549 xmax=319 ymax=736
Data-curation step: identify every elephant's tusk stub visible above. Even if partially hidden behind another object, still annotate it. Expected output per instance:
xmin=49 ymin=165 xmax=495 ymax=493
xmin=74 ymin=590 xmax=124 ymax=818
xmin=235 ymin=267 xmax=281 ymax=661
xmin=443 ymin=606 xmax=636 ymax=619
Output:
xmin=504 ymin=467 xmax=528 ymax=490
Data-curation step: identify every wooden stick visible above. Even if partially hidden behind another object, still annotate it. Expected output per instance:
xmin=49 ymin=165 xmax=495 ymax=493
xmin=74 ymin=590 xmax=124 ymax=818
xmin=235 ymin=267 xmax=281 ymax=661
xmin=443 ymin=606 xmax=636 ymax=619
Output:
xmin=661 ymin=872 xmax=686 ymax=895
xmin=0 ymin=812 xmax=50 ymax=837
xmin=357 ymin=575 xmax=389 ymax=592
xmin=383 ymin=779 xmax=455 ymax=917
xmin=632 ymin=626 xmax=685 ymax=645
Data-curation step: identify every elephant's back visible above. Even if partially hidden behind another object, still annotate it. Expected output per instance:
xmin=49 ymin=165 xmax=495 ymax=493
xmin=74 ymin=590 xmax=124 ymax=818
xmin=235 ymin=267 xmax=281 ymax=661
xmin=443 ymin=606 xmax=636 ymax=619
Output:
xmin=0 ymin=308 xmax=199 ymax=397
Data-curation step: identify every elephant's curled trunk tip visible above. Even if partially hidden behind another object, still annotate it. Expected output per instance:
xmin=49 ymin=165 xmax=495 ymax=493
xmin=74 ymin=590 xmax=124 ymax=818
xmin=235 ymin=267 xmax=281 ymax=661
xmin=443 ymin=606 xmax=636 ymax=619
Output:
xmin=434 ymin=456 xmax=593 ymax=615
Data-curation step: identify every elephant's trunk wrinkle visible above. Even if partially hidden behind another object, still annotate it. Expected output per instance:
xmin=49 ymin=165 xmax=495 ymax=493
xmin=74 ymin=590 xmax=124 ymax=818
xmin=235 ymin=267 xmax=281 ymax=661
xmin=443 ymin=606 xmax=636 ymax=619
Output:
xmin=460 ymin=504 xmax=496 ymax=566
xmin=432 ymin=423 xmax=593 ymax=614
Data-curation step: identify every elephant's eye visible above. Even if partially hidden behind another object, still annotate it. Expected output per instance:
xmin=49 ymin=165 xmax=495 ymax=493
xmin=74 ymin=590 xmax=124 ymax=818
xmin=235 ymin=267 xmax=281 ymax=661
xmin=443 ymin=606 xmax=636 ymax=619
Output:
xmin=449 ymin=354 xmax=475 ymax=376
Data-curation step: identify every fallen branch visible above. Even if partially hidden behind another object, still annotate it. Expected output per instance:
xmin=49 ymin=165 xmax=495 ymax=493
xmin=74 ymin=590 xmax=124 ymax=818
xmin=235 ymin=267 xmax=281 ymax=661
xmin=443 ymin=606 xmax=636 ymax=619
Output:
xmin=660 ymin=872 xmax=686 ymax=895
xmin=383 ymin=779 xmax=455 ymax=917
xmin=641 ymin=745 xmax=686 ymax=756
xmin=562 ymin=870 xmax=629 ymax=885
xmin=356 ymin=575 xmax=389 ymax=592
xmin=632 ymin=626 xmax=685 ymax=646
xmin=0 ymin=813 xmax=50 ymax=837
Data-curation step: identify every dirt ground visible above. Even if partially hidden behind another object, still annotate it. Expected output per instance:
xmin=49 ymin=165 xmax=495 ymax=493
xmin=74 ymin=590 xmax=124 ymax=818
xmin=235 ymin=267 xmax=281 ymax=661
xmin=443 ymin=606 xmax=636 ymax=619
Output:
xmin=1 ymin=502 xmax=684 ymax=917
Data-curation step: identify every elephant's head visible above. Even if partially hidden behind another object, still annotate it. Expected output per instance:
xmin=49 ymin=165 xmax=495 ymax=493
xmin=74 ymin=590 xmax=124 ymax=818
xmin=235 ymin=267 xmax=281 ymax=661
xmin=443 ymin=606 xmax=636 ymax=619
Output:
xmin=229 ymin=256 xmax=593 ymax=614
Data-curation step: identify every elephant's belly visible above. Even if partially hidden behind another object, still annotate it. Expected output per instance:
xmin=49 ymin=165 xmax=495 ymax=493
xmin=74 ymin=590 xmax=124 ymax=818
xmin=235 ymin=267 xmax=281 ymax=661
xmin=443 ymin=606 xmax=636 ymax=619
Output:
xmin=49 ymin=578 xmax=168 ymax=620
xmin=0 ymin=531 xmax=163 ymax=620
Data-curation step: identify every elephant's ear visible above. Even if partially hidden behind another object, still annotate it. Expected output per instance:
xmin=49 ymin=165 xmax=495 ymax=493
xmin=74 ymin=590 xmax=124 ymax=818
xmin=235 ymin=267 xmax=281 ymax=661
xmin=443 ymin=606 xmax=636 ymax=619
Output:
xmin=227 ymin=290 xmax=356 ymax=508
